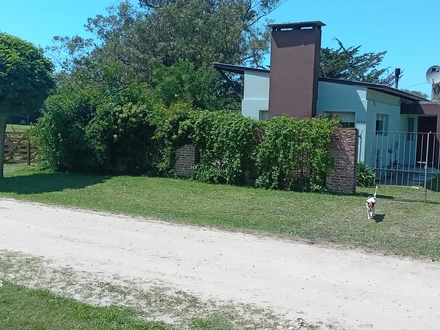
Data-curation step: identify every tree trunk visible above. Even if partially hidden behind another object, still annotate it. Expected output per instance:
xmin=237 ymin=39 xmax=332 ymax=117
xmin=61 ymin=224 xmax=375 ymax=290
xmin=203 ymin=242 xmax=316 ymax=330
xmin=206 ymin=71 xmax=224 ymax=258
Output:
xmin=0 ymin=115 xmax=7 ymax=180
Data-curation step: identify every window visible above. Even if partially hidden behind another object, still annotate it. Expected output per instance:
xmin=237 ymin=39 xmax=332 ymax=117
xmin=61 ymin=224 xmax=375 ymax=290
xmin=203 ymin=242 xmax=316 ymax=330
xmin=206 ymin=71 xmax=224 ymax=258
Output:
xmin=259 ymin=110 xmax=268 ymax=121
xmin=329 ymin=111 xmax=355 ymax=128
xmin=407 ymin=118 xmax=415 ymax=140
xmin=376 ymin=114 xmax=389 ymax=136
xmin=341 ymin=122 xmax=355 ymax=128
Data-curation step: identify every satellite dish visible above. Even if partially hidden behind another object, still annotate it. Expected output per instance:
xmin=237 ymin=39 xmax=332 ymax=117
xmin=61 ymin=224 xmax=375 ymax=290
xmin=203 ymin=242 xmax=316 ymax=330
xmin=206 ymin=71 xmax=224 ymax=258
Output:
xmin=426 ymin=65 xmax=440 ymax=84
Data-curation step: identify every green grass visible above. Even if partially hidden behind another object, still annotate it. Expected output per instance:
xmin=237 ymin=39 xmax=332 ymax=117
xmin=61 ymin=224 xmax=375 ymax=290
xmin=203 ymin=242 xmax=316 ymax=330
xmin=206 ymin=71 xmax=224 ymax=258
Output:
xmin=6 ymin=124 xmax=32 ymax=132
xmin=1 ymin=164 xmax=440 ymax=260
xmin=0 ymin=279 xmax=238 ymax=330
xmin=0 ymin=281 xmax=170 ymax=330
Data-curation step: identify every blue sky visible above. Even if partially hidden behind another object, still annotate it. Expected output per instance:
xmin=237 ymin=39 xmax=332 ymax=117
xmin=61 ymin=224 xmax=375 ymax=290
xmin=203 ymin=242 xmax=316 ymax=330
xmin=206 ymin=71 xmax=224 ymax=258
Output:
xmin=1 ymin=0 xmax=437 ymax=96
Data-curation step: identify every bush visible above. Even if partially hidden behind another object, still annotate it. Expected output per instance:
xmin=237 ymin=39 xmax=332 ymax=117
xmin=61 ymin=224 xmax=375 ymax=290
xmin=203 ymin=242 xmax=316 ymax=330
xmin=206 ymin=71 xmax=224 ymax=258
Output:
xmin=32 ymin=87 xmax=97 ymax=172
xmin=356 ymin=162 xmax=376 ymax=187
xmin=34 ymin=80 xmax=343 ymax=193
xmin=192 ymin=111 xmax=262 ymax=185
xmin=150 ymin=102 xmax=198 ymax=177
xmin=153 ymin=60 xmax=223 ymax=110
xmin=85 ymin=85 xmax=160 ymax=174
xmin=256 ymin=115 xmax=340 ymax=192
xmin=33 ymin=83 xmax=161 ymax=174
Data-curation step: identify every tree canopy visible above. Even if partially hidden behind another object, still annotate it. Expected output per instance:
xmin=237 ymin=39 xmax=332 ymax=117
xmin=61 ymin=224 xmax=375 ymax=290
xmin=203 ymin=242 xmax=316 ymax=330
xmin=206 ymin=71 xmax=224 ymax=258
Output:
xmin=402 ymin=89 xmax=429 ymax=99
xmin=320 ymin=38 xmax=398 ymax=86
xmin=0 ymin=32 xmax=54 ymax=179
xmin=46 ymin=0 xmax=403 ymax=110
xmin=45 ymin=0 xmax=283 ymax=110
xmin=0 ymin=33 xmax=54 ymax=115
xmin=49 ymin=0 xmax=277 ymax=76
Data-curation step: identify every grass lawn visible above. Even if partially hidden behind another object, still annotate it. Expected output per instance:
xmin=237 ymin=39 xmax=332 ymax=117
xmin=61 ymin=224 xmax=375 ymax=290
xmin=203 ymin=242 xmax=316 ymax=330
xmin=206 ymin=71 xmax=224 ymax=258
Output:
xmin=1 ymin=164 xmax=440 ymax=260
xmin=6 ymin=124 xmax=32 ymax=132
xmin=0 ymin=281 xmax=235 ymax=330
xmin=0 ymin=281 xmax=170 ymax=330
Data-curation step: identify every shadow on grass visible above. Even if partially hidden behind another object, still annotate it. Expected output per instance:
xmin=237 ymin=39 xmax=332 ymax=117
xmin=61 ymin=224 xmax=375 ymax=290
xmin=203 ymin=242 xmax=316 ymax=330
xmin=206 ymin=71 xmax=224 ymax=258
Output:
xmin=373 ymin=214 xmax=385 ymax=223
xmin=0 ymin=172 xmax=109 ymax=195
xmin=358 ymin=192 xmax=440 ymax=205
xmin=391 ymin=198 xmax=440 ymax=205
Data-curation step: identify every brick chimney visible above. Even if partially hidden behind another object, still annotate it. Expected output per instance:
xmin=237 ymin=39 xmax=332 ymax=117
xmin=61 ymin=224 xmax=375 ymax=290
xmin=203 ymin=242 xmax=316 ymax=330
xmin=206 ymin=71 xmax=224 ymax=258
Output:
xmin=268 ymin=21 xmax=325 ymax=118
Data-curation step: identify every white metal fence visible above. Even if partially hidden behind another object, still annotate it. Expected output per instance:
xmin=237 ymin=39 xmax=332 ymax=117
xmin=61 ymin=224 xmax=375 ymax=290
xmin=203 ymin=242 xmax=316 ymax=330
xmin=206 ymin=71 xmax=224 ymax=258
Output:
xmin=358 ymin=130 xmax=440 ymax=191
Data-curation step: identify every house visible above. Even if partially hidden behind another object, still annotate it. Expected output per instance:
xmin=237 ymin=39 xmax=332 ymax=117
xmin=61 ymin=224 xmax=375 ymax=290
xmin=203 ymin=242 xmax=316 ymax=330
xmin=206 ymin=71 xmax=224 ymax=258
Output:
xmin=214 ymin=21 xmax=440 ymax=184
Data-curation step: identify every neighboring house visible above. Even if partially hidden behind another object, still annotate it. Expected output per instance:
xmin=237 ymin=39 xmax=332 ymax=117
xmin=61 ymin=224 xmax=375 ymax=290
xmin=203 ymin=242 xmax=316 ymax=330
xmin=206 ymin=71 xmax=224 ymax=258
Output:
xmin=214 ymin=21 xmax=440 ymax=177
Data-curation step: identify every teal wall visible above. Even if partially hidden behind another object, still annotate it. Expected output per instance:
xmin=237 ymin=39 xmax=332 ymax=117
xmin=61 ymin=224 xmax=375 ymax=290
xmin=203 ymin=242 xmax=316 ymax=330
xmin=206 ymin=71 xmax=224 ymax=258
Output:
xmin=239 ymin=73 xmax=426 ymax=169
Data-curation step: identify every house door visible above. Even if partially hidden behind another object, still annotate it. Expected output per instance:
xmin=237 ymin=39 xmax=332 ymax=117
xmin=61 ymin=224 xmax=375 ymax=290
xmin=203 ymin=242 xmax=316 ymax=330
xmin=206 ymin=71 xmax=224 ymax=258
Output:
xmin=416 ymin=116 xmax=437 ymax=166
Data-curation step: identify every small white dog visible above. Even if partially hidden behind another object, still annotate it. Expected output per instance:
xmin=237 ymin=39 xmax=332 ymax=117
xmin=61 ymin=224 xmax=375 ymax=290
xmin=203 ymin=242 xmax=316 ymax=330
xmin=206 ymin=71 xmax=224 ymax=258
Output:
xmin=366 ymin=186 xmax=378 ymax=219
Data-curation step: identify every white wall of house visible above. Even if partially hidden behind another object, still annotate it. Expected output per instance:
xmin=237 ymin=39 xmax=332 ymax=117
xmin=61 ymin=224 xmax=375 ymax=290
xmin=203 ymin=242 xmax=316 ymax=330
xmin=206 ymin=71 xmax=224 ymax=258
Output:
xmin=242 ymin=71 xmax=270 ymax=120
xmin=317 ymin=81 xmax=368 ymax=130
xmin=360 ymin=90 xmax=420 ymax=169
xmin=316 ymin=82 xmax=369 ymax=164
xmin=239 ymin=72 xmax=422 ymax=169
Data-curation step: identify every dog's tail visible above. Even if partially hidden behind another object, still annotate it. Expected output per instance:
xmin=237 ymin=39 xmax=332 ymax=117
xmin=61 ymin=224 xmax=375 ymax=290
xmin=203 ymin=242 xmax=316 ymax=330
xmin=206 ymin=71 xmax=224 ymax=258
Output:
xmin=374 ymin=185 xmax=378 ymax=199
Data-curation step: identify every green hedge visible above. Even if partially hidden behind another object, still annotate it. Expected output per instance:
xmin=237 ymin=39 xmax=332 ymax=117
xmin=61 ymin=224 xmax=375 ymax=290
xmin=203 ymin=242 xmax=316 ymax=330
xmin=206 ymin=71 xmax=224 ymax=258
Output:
xmin=256 ymin=115 xmax=340 ymax=192
xmin=150 ymin=102 xmax=197 ymax=177
xmin=33 ymin=88 xmax=341 ymax=191
xmin=193 ymin=111 xmax=262 ymax=185
xmin=152 ymin=109 xmax=340 ymax=191
xmin=32 ymin=83 xmax=159 ymax=174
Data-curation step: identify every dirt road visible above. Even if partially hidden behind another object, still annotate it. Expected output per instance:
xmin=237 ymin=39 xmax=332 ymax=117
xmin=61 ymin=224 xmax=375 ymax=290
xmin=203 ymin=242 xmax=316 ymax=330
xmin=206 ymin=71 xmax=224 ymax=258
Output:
xmin=1 ymin=198 xmax=440 ymax=329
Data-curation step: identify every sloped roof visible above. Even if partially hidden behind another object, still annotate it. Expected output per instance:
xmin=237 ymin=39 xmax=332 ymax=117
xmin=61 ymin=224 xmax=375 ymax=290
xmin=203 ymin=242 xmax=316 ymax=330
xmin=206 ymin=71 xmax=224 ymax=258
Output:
xmin=213 ymin=62 xmax=430 ymax=102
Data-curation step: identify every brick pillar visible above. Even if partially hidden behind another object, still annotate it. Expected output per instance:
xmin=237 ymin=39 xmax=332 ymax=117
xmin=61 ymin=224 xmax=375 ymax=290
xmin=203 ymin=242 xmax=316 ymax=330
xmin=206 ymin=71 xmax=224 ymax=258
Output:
xmin=326 ymin=128 xmax=358 ymax=194
xmin=175 ymin=145 xmax=196 ymax=177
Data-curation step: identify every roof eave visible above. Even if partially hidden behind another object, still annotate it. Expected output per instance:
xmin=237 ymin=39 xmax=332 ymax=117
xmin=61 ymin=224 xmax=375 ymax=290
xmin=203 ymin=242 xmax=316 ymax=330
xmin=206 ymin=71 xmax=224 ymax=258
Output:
xmin=213 ymin=62 xmax=270 ymax=75
xmin=213 ymin=62 xmax=429 ymax=103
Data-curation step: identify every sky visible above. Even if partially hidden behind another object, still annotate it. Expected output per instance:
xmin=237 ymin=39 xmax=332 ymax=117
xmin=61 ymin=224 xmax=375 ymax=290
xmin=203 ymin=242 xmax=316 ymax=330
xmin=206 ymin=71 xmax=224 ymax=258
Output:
xmin=0 ymin=0 xmax=438 ymax=96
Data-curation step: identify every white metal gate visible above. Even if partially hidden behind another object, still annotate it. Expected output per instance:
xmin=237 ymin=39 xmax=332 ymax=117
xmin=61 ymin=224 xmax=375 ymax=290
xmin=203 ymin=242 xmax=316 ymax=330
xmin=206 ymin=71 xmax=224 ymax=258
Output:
xmin=358 ymin=130 xmax=440 ymax=191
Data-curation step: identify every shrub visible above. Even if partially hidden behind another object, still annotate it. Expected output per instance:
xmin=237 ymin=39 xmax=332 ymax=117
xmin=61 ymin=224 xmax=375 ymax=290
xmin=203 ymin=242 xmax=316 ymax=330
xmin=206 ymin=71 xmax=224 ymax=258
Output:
xmin=150 ymin=102 xmax=198 ymax=177
xmin=84 ymin=84 xmax=161 ymax=174
xmin=192 ymin=111 xmax=262 ymax=184
xmin=33 ymin=83 xmax=160 ymax=174
xmin=356 ymin=162 xmax=376 ymax=187
xmin=32 ymin=87 xmax=97 ymax=172
xmin=153 ymin=59 xmax=223 ymax=110
xmin=34 ymin=81 xmax=344 ymax=193
xmin=256 ymin=115 xmax=340 ymax=192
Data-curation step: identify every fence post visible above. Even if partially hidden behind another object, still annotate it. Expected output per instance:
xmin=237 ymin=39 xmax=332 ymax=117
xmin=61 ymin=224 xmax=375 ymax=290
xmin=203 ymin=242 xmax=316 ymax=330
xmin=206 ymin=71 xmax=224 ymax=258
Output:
xmin=424 ymin=132 xmax=430 ymax=202
xmin=27 ymin=137 xmax=31 ymax=166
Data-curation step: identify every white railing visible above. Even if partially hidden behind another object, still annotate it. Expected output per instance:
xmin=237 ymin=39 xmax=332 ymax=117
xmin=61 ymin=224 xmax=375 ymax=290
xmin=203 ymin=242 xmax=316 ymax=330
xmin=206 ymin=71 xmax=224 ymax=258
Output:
xmin=358 ymin=130 xmax=440 ymax=190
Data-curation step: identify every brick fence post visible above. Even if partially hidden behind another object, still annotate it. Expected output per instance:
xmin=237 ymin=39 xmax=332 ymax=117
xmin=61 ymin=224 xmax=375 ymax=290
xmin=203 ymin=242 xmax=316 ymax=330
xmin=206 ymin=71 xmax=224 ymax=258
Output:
xmin=175 ymin=145 xmax=197 ymax=177
xmin=326 ymin=128 xmax=358 ymax=194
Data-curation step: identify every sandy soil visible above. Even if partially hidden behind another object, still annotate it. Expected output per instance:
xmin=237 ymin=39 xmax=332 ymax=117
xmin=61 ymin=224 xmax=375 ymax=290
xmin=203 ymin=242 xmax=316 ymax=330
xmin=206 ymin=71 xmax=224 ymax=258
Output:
xmin=1 ymin=197 xmax=440 ymax=330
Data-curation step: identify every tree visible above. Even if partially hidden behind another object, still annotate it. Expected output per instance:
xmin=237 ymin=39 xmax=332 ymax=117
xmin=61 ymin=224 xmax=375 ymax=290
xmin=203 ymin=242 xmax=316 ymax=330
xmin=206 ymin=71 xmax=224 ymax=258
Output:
xmin=402 ymin=89 xmax=429 ymax=99
xmin=320 ymin=38 xmax=399 ymax=86
xmin=0 ymin=33 xmax=54 ymax=179
xmin=153 ymin=59 xmax=239 ymax=110
xmin=46 ymin=0 xmax=280 ymax=108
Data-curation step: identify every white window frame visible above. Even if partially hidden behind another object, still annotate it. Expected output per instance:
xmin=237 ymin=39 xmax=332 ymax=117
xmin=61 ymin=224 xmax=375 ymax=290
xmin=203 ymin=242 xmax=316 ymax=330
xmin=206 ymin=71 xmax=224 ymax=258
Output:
xmin=376 ymin=113 xmax=389 ymax=136
xmin=259 ymin=110 xmax=268 ymax=121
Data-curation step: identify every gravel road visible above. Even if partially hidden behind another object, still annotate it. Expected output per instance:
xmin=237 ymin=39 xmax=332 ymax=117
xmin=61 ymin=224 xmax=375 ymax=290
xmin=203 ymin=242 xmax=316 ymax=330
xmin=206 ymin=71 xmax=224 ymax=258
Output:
xmin=1 ymin=198 xmax=439 ymax=329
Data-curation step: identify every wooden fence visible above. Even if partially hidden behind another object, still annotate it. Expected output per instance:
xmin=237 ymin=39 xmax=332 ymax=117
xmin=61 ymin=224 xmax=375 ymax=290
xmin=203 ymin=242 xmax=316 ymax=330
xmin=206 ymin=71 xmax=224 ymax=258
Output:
xmin=4 ymin=131 xmax=39 ymax=165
